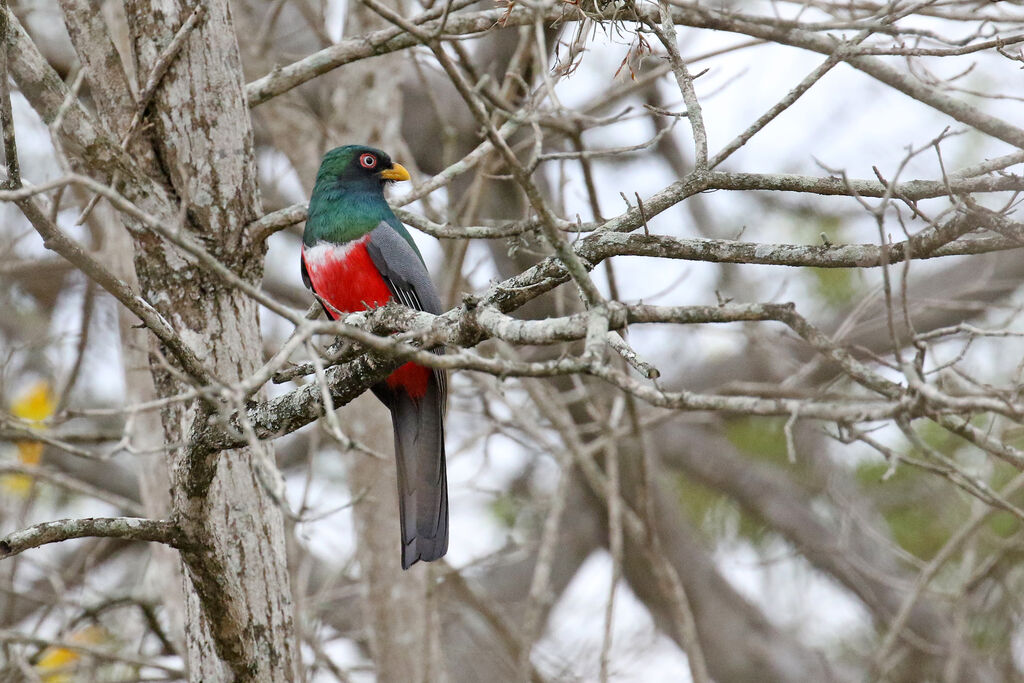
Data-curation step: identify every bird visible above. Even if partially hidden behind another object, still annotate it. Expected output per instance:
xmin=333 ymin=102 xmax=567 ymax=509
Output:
xmin=301 ymin=144 xmax=447 ymax=569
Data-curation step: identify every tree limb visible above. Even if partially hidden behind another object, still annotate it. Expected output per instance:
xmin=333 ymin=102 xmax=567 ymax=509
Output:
xmin=0 ymin=517 xmax=182 ymax=559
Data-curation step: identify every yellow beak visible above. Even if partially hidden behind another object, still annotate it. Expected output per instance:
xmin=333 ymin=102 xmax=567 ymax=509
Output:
xmin=380 ymin=163 xmax=411 ymax=182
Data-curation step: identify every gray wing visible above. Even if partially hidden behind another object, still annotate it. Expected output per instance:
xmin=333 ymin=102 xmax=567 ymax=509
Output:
xmin=365 ymin=223 xmax=447 ymax=398
xmin=364 ymin=223 xmax=443 ymax=316
xmin=366 ymin=223 xmax=449 ymax=568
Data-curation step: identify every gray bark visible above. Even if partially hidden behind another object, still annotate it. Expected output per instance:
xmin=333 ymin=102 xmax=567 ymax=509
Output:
xmin=4 ymin=1 xmax=1024 ymax=681
xmin=89 ymin=1 xmax=298 ymax=678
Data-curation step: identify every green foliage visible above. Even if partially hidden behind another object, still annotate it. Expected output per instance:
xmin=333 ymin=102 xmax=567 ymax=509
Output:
xmin=673 ymin=416 xmax=806 ymax=545
xmin=674 ymin=474 xmax=727 ymax=526
xmin=723 ymin=417 xmax=788 ymax=466
xmin=915 ymin=418 xmax=966 ymax=453
xmin=809 ymin=214 xmax=855 ymax=306
xmin=810 ymin=267 xmax=856 ymax=306
xmin=985 ymin=510 xmax=1019 ymax=538
xmin=856 ymin=459 xmax=965 ymax=559
xmin=985 ymin=459 xmax=1023 ymax=538
xmin=854 ymin=417 xmax=1024 ymax=576
xmin=673 ymin=473 xmax=771 ymax=546
xmin=489 ymin=493 xmax=521 ymax=530
xmin=722 ymin=416 xmax=820 ymax=491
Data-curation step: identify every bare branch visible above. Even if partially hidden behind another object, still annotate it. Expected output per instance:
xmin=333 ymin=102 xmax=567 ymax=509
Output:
xmin=15 ymin=196 xmax=213 ymax=384
xmin=0 ymin=517 xmax=182 ymax=559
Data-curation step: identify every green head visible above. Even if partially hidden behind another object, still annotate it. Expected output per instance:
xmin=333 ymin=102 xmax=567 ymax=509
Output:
xmin=304 ymin=145 xmax=411 ymax=246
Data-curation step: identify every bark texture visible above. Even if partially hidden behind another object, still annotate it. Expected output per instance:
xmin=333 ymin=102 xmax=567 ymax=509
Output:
xmin=122 ymin=1 xmax=296 ymax=679
xmin=4 ymin=0 xmax=1024 ymax=681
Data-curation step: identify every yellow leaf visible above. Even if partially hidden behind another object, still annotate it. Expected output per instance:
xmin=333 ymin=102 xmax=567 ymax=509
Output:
xmin=1 ymin=473 xmax=34 ymax=496
xmin=3 ymin=381 xmax=54 ymax=497
xmin=18 ymin=442 xmax=43 ymax=465
xmin=35 ymin=625 xmax=110 ymax=682
xmin=12 ymin=381 xmax=55 ymax=424
xmin=35 ymin=643 xmax=78 ymax=683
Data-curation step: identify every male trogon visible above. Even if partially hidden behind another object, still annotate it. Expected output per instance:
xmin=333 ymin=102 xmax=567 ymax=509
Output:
xmin=301 ymin=145 xmax=447 ymax=569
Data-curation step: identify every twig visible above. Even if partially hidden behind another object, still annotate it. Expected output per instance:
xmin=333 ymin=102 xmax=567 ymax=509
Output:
xmin=16 ymin=196 xmax=213 ymax=385
xmin=363 ymin=0 xmax=607 ymax=307
xmin=599 ymin=397 xmax=626 ymax=683
xmin=127 ymin=2 xmax=208 ymax=141
xmin=605 ymin=331 xmax=660 ymax=379
xmin=649 ymin=0 xmax=708 ymax=170
xmin=873 ymin=471 xmax=1024 ymax=672
xmin=0 ymin=628 xmax=185 ymax=675
xmin=76 ymin=1 xmax=207 ymax=225
xmin=0 ymin=464 xmax=144 ymax=515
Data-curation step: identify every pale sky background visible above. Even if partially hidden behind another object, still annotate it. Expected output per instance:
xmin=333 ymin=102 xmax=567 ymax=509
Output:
xmin=4 ymin=1 xmax=1023 ymax=679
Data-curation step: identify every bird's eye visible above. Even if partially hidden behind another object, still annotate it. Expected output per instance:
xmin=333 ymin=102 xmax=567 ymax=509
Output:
xmin=359 ymin=153 xmax=377 ymax=169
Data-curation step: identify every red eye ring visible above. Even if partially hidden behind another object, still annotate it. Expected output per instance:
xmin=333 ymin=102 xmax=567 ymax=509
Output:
xmin=359 ymin=153 xmax=377 ymax=169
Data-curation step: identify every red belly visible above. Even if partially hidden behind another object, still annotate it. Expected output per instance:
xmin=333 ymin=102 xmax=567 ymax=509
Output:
xmin=303 ymin=240 xmax=429 ymax=398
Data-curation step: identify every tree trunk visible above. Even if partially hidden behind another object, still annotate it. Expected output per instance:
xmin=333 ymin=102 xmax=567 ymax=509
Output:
xmin=121 ymin=1 xmax=297 ymax=679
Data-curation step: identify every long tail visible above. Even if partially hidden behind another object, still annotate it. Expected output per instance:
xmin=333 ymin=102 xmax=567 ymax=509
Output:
xmin=382 ymin=374 xmax=448 ymax=569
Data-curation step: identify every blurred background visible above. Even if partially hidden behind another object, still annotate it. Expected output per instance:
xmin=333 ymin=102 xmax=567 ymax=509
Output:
xmin=3 ymin=0 xmax=1024 ymax=680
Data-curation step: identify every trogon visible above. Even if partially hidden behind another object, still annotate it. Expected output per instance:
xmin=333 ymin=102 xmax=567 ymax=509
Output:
xmin=301 ymin=145 xmax=448 ymax=569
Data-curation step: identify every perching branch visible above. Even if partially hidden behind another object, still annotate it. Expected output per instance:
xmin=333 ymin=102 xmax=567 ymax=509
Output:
xmin=4 ymin=0 xmax=1024 ymax=680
